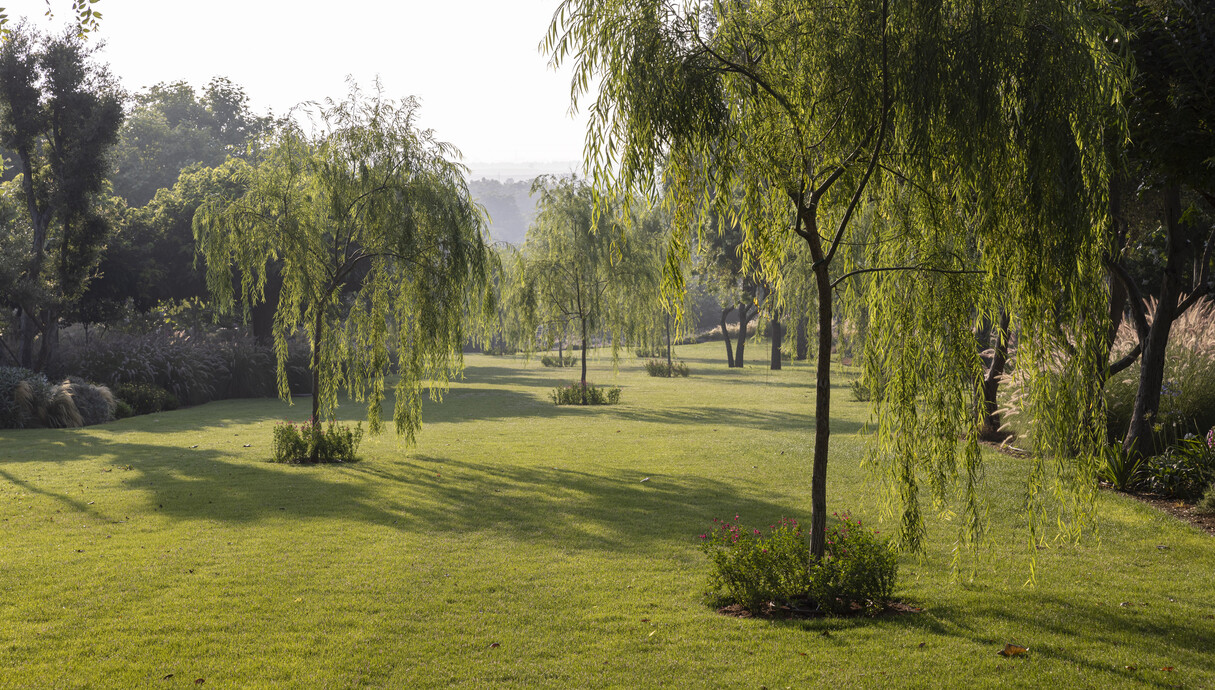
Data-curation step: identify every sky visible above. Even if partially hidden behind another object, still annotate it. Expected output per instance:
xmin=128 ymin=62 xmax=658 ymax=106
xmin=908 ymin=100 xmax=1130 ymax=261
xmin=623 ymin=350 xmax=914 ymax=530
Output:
xmin=3 ymin=0 xmax=590 ymax=172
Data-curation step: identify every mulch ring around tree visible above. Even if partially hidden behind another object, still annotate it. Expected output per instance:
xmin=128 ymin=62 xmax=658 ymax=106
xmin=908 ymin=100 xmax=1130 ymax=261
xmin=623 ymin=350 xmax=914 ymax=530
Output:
xmin=717 ymin=600 xmax=924 ymax=620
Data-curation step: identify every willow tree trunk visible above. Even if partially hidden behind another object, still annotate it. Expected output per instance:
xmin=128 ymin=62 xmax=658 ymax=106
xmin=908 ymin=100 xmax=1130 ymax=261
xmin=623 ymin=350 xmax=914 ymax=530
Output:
xmin=665 ymin=313 xmax=673 ymax=372
xmin=580 ymin=317 xmax=589 ymax=404
xmin=309 ymin=308 xmax=324 ymax=461
xmin=1123 ymin=185 xmax=1192 ymax=457
xmin=770 ymin=315 xmax=783 ymax=370
xmin=979 ymin=311 xmax=1010 ymax=440
xmin=809 ymin=261 xmax=833 ymax=559
xmin=720 ymin=307 xmax=735 ymax=367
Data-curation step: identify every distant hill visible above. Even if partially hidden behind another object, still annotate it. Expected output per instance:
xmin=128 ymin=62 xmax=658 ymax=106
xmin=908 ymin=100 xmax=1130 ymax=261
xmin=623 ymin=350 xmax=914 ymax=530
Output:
xmin=466 ymin=162 xmax=580 ymax=246
xmin=468 ymin=178 xmax=535 ymax=246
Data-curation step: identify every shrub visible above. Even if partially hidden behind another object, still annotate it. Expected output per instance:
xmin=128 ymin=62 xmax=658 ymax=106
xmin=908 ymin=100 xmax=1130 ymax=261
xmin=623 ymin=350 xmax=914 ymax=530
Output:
xmin=0 ymin=366 xmax=39 ymax=429
xmin=272 ymin=420 xmax=363 ymax=464
xmin=644 ymin=359 xmax=689 ymax=377
xmin=1140 ymin=430 xmax=1215 ymax=498
xmin=1099 ymin=443 xmax=1146 ymax=491
xmin=1196 ymin=481 xmax=1215 ymax=515
xmin=700 ymin=516 xmax=810 ymax=611
xmin=114 ymin=399 xmax=135 ymax=419
xmin=57 ymin=330 xmax=225 ymax=407
xmin=64 ymin=377 xmax=116 ymax=426
xmin=540 ymin=354 xmax=578 ymax=368
xmin=114 ymin=382 xmax=179 ymax=415
xmin=213 ymin=335 xmax=276 ymax=399
xmin=635 ymin=346 xmax=665 ymax=358
xmin=550 ymin=382 xmax=621 ymax=405
xmin=808 ymin=513 xmax=899 ymax=614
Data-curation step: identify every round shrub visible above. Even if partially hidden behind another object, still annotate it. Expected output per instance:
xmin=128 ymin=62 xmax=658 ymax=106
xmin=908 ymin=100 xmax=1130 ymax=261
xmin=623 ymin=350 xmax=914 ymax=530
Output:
xmin=115 ymin=382 xmax=178 ymax=415
xmin=551 ymin=382 xmax=621 ymax=405
xmin=64 ymin=377 xmax=116 ymax=426
xmin=699 ymin=512 xmax=898 ymax=615
xmin=808 ymin=513 xmax=898 ymax=613
xmin=700 ymin=516 xmax=809 ymax=611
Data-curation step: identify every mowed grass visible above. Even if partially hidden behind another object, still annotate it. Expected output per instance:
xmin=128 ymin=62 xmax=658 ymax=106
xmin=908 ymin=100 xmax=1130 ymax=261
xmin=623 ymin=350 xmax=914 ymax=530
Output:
xmin=1 ymin=342 xmax=1213 ymax=688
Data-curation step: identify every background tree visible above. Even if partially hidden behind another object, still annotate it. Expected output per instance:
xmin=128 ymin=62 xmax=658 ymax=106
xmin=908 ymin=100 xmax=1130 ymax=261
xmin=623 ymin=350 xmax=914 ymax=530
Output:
xmin=109 ymin=77 xmax=270 ymax=207
xmin=0 ymin=25 xmax=122 ymax=370
xmin=1104 ymin=0 xmax=1215 ymax=457
xmin=548 ymin=0 xmax=1124 ymax=560
xmin=515 ymin=175 xmax=660 ymax=401
xmin=195 ymin=84 xmax=493 ymax=447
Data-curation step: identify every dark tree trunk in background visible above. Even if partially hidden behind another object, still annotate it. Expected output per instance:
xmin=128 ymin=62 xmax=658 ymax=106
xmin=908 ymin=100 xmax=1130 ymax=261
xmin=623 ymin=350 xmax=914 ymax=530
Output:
xmin=1123 ymin=185 xmax=1194 ymax=458
xmin=795 ymin=315 xmax=809 ymax=361
xmin=720 ymin=307 xmax=735 ymax=367
xmin=979 ymin=311 xmax=1011 ymax=440
xmin=734 ymin=301 xmax=750 ymax=367
xmin=770 ymin=314 xmax=783 ymax=370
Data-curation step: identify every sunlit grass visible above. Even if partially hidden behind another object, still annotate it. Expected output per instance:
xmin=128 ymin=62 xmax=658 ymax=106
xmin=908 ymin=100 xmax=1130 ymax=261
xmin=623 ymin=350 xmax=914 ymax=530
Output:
xmin=1 ymin=342 xmax=1212 ymax=688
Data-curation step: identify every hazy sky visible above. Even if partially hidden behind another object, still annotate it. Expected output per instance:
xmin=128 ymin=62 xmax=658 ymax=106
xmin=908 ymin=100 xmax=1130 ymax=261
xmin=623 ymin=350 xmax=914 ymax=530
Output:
xmin=4 ymin=0 xmax=590 ymax=167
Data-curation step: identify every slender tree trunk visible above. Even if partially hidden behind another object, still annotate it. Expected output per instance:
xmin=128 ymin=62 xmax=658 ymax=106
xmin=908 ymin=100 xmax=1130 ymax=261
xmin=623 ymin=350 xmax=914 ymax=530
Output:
xmin=581 ymin=317 xmax=589 ymax=404
xmin=809 ymin=262 xmax=833 ymax=559
xmin=796 ymin=315 xmax=809 ymax=361
xmin=720 ymin=307 xmax=735 ymax=367
xmin=1123 ymin=185 xmax=1192 ymax=457
xmin=310 ymin=307 xmax=324 ymax=461
xmin=770 ymin=313 xmax=783 ymax=370
xmin=735 ymin=302 xmax=749 ymax=368
xmin=665 ymin=312 xmax=673 ymax=372
xmin=979 ymin=311 xmax=1011 ymax=440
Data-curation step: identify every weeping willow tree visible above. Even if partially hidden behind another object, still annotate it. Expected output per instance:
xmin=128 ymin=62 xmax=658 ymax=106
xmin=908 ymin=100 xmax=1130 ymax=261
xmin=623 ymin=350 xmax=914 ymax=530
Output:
xmin=547 ymin=0 xmax=1125 ymax=563
xmin=195 ymin=84 xmax=493 ymax=449
xmin=514 ymin=175 xmax=662 ymax=401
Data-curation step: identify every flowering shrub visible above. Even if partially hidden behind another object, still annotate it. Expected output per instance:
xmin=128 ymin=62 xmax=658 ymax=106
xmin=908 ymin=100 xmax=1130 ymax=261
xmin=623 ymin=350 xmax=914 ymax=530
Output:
xmin=699 ymin=512 xmax=899 ymax=614
xmin=272 ymin=419 xmax=363 ymax=464
xmin=808 ymin=513 xmax=899 ymax=614
xmin=700 ymin=516 xmax=809 ymax=611
xmin=550 ymin=382 xmax=621 ymax=405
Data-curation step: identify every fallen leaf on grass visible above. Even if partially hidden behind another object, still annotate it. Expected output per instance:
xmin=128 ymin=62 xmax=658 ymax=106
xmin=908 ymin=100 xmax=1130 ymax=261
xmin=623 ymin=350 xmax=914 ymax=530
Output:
xmin=161 ymin=674 xmax=173 ymax=680
xmin=997 ymin=643 xmax=1028 ymax=657
xmin=918 ymin=642 xmax=926 ymax=648
xmin=1125 ymin=666 xmax=1136 ymax=671
xmin=242 ymin=444 xmax=251 ymax=448
xmin=640 ymin=618 xmax=650 ymax=623
xmin=194 ymin=679 xmax=205 ymax=686
xmin=1161 ymin=667 xmax=1174 ymax=672
xmin=488 ymin=642 xmax=500 ymax=648
xmin=640 ymin=477 xmax=650 ymax=482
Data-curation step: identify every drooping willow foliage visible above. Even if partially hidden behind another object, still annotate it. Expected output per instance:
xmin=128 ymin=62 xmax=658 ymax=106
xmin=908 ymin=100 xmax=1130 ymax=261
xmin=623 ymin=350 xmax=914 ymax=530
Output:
xmin=194 ymin=83 xmax=494 ymax=444
xmin=512 ymin=176 xmax=663 ymax=391
xmin=547 ymin=0 xmax=1126 ymax=568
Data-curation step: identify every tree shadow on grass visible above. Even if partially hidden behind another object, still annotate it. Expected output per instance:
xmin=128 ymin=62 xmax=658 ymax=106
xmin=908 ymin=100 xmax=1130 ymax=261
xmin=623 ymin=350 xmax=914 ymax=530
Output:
xmin=346 ymin=454 xmax=802 ymax=554
xmin=755 ymin=590 xmax=1214 ymax=686
xmin=1 ymin=430 xmax=800 ymax=558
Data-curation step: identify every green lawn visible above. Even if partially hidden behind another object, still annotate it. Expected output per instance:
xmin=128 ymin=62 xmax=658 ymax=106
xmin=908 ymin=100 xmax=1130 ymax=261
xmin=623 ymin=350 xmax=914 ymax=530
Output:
xmin=2 ymin=342 xmax=1213 ymax=688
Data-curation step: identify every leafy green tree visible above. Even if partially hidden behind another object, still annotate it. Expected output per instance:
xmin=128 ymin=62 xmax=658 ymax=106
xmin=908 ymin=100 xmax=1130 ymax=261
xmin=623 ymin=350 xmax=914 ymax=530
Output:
xmin=110 ymin=78 xmax=271 ymax=207
xmin=515 ymin=175 xmax=660 ymax=401
xmin=1104 ymin=0 xmax=1215 ymax=457
xmin=0 ymin=25 xmax=123 ymax=370
xmin=548 ymin=0 xmax=1124 ymax=560
xmin=195 ymin=84 xmax=493 ymax=447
